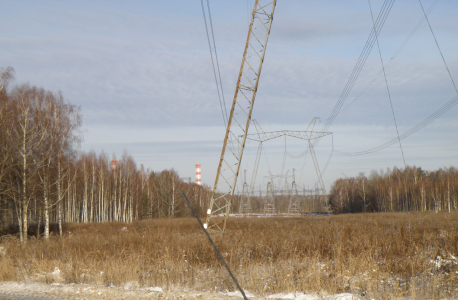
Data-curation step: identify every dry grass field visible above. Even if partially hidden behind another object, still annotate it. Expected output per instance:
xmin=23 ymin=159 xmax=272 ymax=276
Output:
xmin=1 ymin=211 xmax=458 ymax=299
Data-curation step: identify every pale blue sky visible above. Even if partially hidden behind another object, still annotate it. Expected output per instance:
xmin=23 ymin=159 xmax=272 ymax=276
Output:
xmin=2 ymin=0 xmax=457 ymax=192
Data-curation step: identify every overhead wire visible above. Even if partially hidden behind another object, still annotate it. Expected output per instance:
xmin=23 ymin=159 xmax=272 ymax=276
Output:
xmin=257 ymin=1 xmax=452 ymax=191
xmin=247 ymin=0 xmax=450 ymax=189
xmin=319 ymin=0 xmax=396 ymax=135
xmin=418 ymin=0 xmax=458 ymax=94
xmin=291 ymin=0 xmax=396 ymax=164
xmin=206 ymin=1 xmax=229 ymax=121
xmin=368 ymin=0 xmax=406 ymax=168
xmin=334 ymin=93 xmax=458 ymax=156
xmin=334 ymin=0 xmax=458 ymax=157
xmin=339 ymin=0 xmax=440 ymax=113
xmin=321 ymin=150 xmax=333 ymax=176
xmin=201 ymin=0 xmax=228 ymax=127
xmin=297 ymin=0 xmax=395 ymax=186
xmin=244 ymin=0 xmax=395 ymax=190
xmin=307 ymin=0 xmax=440 ymax=153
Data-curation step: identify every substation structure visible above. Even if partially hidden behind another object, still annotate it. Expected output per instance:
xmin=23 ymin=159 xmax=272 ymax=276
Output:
xmin=238 ymin=118 xmax=331 ymax=215
xmin=261 ymin=170 xmax=298 ymax=214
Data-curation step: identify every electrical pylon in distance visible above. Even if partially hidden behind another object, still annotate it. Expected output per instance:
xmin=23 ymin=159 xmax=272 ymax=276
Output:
xmin=264 ymin=182 xmax=276 ymax=214
xmin=205 ymin=0 xmax=277 ymax=234
xmin=288 ymin=169 xmax=301 ymax=214
xmin=240 ymin=170 xmax=252 ymax=214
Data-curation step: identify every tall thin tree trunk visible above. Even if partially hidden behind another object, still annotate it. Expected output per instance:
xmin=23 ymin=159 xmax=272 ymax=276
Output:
xmin=44 ymin=174 xmax=50 ymax=239
xmin=389 ymin=187 xmax=393 ymax=212
xmin=113 ymin=170 xmax=117 ymax=221
xmin=82 ymin=159 xmax=88 ymax=223
xmin=37 ymin=209 xmax=41 ymax=239
xmin=73 ymin=181 xmax=77 ymax=222
xmin=118 ymin=171 xmax=122 ymax=221
xmin=171 ymin=176 xmax=175 ymax=218
xmin=57 ymin=160 xmax=63 ymax=236
xmin=123 ymin=175 xmax=128 ymax=222
xmin=67 ymin=176 xmax=71 ymax=222
xmin=21 ymin=131 xmax=28 ymax=243
xmin=16 ymin=201 xmax=23 ymax=243
xmin=421 ymin=185 xmax=425 ymax=212
xmin=91 ymin=162 xmax=95 ymax=222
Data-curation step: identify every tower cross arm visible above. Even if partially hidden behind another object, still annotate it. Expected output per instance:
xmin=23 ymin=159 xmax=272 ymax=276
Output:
xmin=245 ymin=130 xmax=332 ymax=143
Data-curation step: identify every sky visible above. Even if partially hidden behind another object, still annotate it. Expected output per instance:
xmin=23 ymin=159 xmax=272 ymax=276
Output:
xmin=1 ymin=0 xmax=457 ymax=193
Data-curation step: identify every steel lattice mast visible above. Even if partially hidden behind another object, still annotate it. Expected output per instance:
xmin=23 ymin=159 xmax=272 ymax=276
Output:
xmin=264 ymin=182 xmax=276 ymax=214
xmin=205 ymin=0 xmax=277 ymax=234
xmin=240 ymin=170 xmax=252 ymax=214
xmin=288 ymin=169 xmax=301 ymax=214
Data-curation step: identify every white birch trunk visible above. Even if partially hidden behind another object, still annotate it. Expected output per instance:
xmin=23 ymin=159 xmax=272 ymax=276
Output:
xmin=44 ymin=174 xmax=49 ymax=239
xmin=82 ymin=158 xmax=88 ymax=223
xmin=58 ymin=159 xmax=63 ymax=236
xmin=91 ymin=162 xmax=95 ymax=222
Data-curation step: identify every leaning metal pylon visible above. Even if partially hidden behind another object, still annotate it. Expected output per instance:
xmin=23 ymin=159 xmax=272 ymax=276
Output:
xmin=288 ymin=169 xmax=301 ymax=214
xmin=205 ymin=0 xmax=277 ymax=234
xmin=264 ymin=182 xmax=276 ymax=214
xmin=240 ymin=170 xmax=252 ymax=214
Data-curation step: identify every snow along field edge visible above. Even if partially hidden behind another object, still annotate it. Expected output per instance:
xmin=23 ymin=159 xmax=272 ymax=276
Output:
xmin=0 ymin=281 xmax=363 ymax=300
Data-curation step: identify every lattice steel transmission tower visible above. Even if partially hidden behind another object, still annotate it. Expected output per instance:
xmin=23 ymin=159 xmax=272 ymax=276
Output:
xmin=264 ymin=182 xmax=276 ymax=214
xmin=205 ymin=0 xmax=277 ymax=234
xmin=240 ymin=170 xmax=252 ymax=214
xmin=288 ymin=169 xmax=301 ymax=214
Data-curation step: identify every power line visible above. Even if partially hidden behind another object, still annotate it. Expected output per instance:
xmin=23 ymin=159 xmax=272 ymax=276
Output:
xmin=418 ymin=0 xmax=458 ymax=94
xmin=201 ymin=0 xmax=228 ymax=127
xmin=299 ymin=0 xmax=394 ymax=185
xmin=339 ymin=0 xmax=439 ymax=114
xmin=334 ymin=94 xmax=458 ymax=156
xmin=319 ymin=0 xmax=396 ymax=134
xmin=291 ymin=0 xmax=395 ymax=162
xmin=206 ymin=0 xmax=229 ymax=120
xmin=334 ymin=0 xmax=457 ymax=157
xmin=368 ymin=0 xmax=406 ymax=168
xmin=322 ymin=150 xmax=334 ymax=176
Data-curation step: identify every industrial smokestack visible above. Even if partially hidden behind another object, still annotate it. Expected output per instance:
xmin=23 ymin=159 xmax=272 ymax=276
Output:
xmin=195 ymin=164 xmax=201 ymax=185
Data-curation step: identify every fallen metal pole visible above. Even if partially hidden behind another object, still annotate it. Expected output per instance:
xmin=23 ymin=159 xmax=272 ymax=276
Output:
xmin=181 ymin=192 xmax=247 ymax=300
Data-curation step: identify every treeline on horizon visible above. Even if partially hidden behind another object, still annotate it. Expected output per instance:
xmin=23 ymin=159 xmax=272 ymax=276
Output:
xmin=0 ymin=67 xmax=211 ymax=243
xmin=2 ymin=67 xmax=457 ymax=244
xmin=329 ymin=165 xmax=458 ymax=214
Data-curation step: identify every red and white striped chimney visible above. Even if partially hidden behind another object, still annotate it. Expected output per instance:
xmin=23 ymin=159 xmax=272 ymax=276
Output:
xmin=195 ymin=164 xmax=201 ymax=185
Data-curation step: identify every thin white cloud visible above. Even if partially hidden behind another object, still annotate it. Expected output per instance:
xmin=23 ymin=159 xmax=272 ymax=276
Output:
xmin=2 ymin=0 xmax=457 ymax=189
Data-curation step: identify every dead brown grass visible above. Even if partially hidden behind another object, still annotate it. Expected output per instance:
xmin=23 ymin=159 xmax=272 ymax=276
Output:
xmin=1 ymin=212 xmax=458 ymax=299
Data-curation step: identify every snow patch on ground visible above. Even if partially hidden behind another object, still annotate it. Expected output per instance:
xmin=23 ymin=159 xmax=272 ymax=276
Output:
xmin=225 ymin=290 xmax=256 ymax=298
xmin=145 ymin=286 xmax=164 ymax=292
xmin=0 ymin=281 xmax=364 ymax=300
xmin=266 ymin=292 xmax=361 ymax=300
xmin=430 ymin=253 xmax=458 ymax=271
